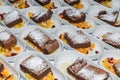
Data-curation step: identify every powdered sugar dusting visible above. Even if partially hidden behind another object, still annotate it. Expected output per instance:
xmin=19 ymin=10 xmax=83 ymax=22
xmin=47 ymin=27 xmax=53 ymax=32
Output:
xmin=24 ymin=56 xmax=48 ymax=72
xmin=66 ymin=31 xmax=90 ymax=44
xmin=108 ymin=33 xmax=120 ymax=43
xmin=38 ymin=0 xmax=49 ymax=3
xmin=99 ymin=13 xmax=117 ymax=22
xmin=114 ymin=62 xmax=120 ymax=72
xmin=65 ymin=0 xmax=78 ymax=3
xmin=28 ymin=29 xmax=50 ymax=45
xmin=0 ymin=31 xmax=10 ymax=41
xmin=66 ymin=9 xmax=81 ymax=17
xmin=4 ymin=10 xmax=20 ymax=24
xmin=77 ymin=65 xmax=108 ymax=80
xmin=36 ymin=11 xmax=46 ymax=20
xmin=32 ymin=11 xmax=41 ymax=17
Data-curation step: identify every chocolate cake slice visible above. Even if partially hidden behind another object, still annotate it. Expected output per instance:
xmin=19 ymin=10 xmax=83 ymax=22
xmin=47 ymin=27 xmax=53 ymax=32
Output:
xmin=67 ymin=58 xmax=109 ymax=80
xmin=67 ymin=58 xmax=87 ymax=77
xmin=97 ymin=11 xmax=119 ymax=26
xmin=45 ymin=40 xmax=59 ymax=54
xmin=8 ymin=0 xmax=18 ymax=3
xmin=4 ymin=10 xmax=23 ymax=28
xmin=64 ymin=30 xmax=91 ymax=48
xmin=113 ymin=62 xmax=120 ymax=77
xmin=63 ymin=9 xmax=86 ymax=23
xmin=25 ymin=28 xmax=59 ymax=54
xmin=0 ymin=62 xmax=4 ymax=73
xmin=20 ymin=55 xmax=51 ymax=79
xmin=76 ymin=64 xmax=109 ymax=80
xmin=0 ymin=30 xmax=17 ymax=48
xmin=64 ymin=0 xmax=80 ymax=5
xmin=94 ymin=0 xmax=111 ymax=3
xmin=31 ymin=10 xmax=53 ymax=23
xmin=102 ymin=32 xmax=120 ymax=48
xmin=35 ymin=0 xmax=51 ymax=6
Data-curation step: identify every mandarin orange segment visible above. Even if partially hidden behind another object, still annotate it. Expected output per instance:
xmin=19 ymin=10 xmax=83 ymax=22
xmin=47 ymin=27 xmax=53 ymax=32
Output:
xmin=72 ymin=3 xmax=84 ymax=9
xmin=102 ymin=58 xmax=120 ymax=75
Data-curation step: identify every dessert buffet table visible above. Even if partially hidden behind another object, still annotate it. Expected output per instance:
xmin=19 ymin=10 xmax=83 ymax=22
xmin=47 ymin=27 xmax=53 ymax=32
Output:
xmin=0 ymin=0 xmax=120 ymax=80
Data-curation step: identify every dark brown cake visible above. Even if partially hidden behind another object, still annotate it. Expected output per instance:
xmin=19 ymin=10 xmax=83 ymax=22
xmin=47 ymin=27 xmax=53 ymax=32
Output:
xmin=113 ymin=62 xmax=120 ymax=77
xmin=0 ymin=62 xmax=4 ymax=72
xmin=8 ymin=0 xmax=18 ymax=3
xmin=67 ymin=59 xmax=87 ymax=77
xmin=25 ymin=28 xmax=59 ymax=54
xmin=45 ymin=40 xmax=59 ymax=54
xmin=67 ymin=58 xmax=109 ymax=80
xmin=102 ymin=32 xmax=120 ymax=49
xmin=20 ymin=55 xmax=51 ymax=79
xmin=35 ymin=0 xmax=51 ymax=6
xmin=97 ymin=11 xmax=119 ymax=26
xmin=63 ymin=9 xmax=86 ymax=23
xmin=94 ymin=0 xmax=111 ymax=3
xmin=4 ymin=10 xmax=23 ymax=28
xmin=0 ymin=30 xmax=17 ymax=48
xmin=64 ymin=0 xmax=80 ymax=5
xmin=64 ymin=30 xmax=91 ymax=48
xmin=31 ymin=10 xmax=53 ymax=23
xmin=76 ymin=65 xmax=109 ymax=80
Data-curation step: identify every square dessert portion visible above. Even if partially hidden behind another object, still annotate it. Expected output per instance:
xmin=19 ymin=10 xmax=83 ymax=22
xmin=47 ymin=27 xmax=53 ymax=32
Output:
xmin=0 ymin=30 xmax=17 ymax=48
xmin=0 ymin=62 xmax=4 ymax=72
xmin=29 ymin=10 xmax=55 ymax=28
xmin=97 ymin=11 xmax=119 ymax=26
xmin=94 ymin=0 xmax=111 ymax=3
xmin=67 ymin=58 xmax=109 ymax=80
xmin=64 ymin=30 xmax=91 ymax=48
xmin=8 ymin=0 xmax=30 ymax=9
xmin=8 ymin=0 xmax=18 ymax=3
xmin=35 ymin=0 xmax=51 ymax=6
xmin=60 ymin=8 xmax=92 ymax=29
xmin=94 ymin=0 xmax=112 ymax=7
xmin=64 ymin=0 xmax=80 ymax=5
xmin=113 ymin=62 xmax=120 ymax=77
xmin=4 ymin=10 xmax=23 ymax=28
xmin=102 ymin=32 xmax=120 ymax=48
xmin=20 ymin=55 xmax=52 ymax=79
xmin=31 ymin=10 xmax=53 ymax=23
xmin=25 ymin=28 xmax=59 ymax=54
xmin=63 ymin=9 xmax=86 ymax=23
